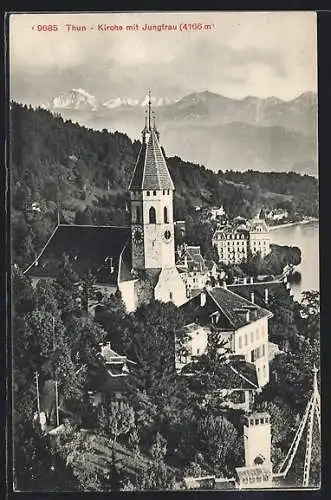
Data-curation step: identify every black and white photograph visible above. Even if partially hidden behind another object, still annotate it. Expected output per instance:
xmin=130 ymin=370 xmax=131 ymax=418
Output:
xmin=9 ymin=11 xmax=320 ymax=491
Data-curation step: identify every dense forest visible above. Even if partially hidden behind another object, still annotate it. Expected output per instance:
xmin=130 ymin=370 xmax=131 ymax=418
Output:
xmin=10 ymin=102 xmax=318 ymax=269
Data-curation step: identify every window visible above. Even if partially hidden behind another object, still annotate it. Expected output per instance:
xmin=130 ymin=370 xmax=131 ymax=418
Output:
xmin=153 ymin=190 xmax=156 ymax=196
xmin=164 ymin=206 xmax=168 ymax=223
xmin=167 ymin=189 xmax=170 ymax=194
xmin=169 ymin=292 xmax=173 ymax=300
xmin=262 ymin=344 xmax=266 ymax=356
xmin=239 ymin=336 xmax=242 ymax=349
xmin=147 ymin=191 xmax=150 ymax=196
xmin=245 ymin=333 xmax=248 ymax=346
xmin=197 ymin=348 xmax=200 ymax=355
xmin=256 ymin=329 xmax=260 ymax=340
xmin=163 ymin=190 xmax=165 ymax=195
xmin=149 ymin=207 xmax=156 ymax=223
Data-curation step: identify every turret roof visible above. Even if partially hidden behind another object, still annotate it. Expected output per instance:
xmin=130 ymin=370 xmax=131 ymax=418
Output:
xmin=129 ymin=129 xmax=174 ymax=191
xmin=129 ymin=91 xmax=174 ymax=191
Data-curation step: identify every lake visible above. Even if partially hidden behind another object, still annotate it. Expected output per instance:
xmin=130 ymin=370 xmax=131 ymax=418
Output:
xmin=269 ymin=221 xmax=319 ymax=301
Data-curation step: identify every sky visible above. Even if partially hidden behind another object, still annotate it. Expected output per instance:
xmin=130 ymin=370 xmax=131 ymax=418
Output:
xmin=9 ymin=11 xmax=317 ymax=105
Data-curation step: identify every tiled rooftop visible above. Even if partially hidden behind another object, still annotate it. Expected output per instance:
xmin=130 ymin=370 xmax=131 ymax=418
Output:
xmin=129 ymin=129 xmax=175 ymax=191
xmin=208 ymin=287 xmax=273 ymax=329
xmin=181 ymin=287 xmax=272 ymax=330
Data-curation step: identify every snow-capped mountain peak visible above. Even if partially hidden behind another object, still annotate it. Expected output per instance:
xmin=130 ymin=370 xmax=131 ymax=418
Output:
xmin=102 ymin=95 xmax=179 ymax=109
xmin=48 ymin=89 xmax=180 ymax=111
xmin=51 ymin=89 xmax=100 ymax=111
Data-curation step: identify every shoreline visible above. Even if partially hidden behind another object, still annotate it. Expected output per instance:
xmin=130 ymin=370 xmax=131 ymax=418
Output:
xmin=269 ymin=218 xmax=319 ymax=231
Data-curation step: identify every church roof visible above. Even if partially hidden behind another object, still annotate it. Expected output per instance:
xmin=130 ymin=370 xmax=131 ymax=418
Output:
xmin=129 ymin=129 xmax=175 ymax=191
xmin=25 ymin=224 xmax=131 ymax=285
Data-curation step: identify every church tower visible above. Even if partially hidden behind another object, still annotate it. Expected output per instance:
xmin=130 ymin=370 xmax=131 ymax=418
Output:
xmin=128 ymin=91 xmax=187 ymax=307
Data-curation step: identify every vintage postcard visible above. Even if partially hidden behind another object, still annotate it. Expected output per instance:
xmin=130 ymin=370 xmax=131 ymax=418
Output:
xmin=9 ymin=11 xmax=319 ymax=491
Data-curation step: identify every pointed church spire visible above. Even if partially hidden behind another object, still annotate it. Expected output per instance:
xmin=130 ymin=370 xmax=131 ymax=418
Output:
xmin=142 ymin=109 xmax=149 ymax=142
xmin=129 ymin=90 xmax=174 ymax=192
xmin=148 ymin=89 xmax=152 ymax=130
xmin=152 ymin=110 xmax=160 ymax=140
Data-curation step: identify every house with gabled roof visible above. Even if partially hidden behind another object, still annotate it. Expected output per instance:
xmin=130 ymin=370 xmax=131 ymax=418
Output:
xmin=179 ymin=285 xmax=273 ymax=387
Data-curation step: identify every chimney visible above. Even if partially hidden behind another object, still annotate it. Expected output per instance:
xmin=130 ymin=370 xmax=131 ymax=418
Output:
xmin=246 ymin=310 xmax=250 ymax=322
xmin=200 ymin=290 xmax=207 ymax=307
xmin=222 ymin=280 xmax=227 ymax=289
xmin=264 ymin=288 xmax=269 ymax=304
xmin=250 ymin=277 xmax=254 ymax=284
xmin=251 ymin=291 xmax=255 ymax=304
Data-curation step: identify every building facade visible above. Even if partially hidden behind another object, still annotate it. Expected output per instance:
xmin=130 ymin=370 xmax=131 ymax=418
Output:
xmin=212 ymin=218 xmax=270 ymax=265
xmin=248 ymin=219 xmax=270 ymax=259
xmin=212 ymin=226 xmax=249 ymax=265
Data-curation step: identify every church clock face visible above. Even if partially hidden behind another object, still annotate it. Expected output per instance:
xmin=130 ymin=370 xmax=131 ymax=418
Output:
xmin=132 ymin=226 xmax=143 ymax=245
xmin=163 ymin=229 xmax=172 ymax=243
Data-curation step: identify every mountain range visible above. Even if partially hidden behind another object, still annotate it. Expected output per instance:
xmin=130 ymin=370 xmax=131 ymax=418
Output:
xmin=44 ymin=89 xmax=318 ymax=176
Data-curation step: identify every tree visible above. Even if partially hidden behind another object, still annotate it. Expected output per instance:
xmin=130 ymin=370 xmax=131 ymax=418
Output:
xmin=34 ymin=279 xmax=59 ymax=315
xmin=13 ymin=419 xmax=76 ymax=491
xmin=65 ymin=315 xmax=107 ymax=364
xmin=122 ymin=301 xmax=187 ymax=394
xmin=134 ymin=433 xmax=176 ymax=490
xmin=268 ymin=292 xmax=299 ymax=351
xmin=53 ymin=263 xmax=81 ymax=323
xmin=98 ymin=400 xmax=135 ymax=452
xmin=12 ymin=265 xmax=35 ymax=315
xmin=298 ymin=291 xmax=320 ymax=340
xmin=97 ymin=400 xmax=136 ymax=491
xmin=52 ymin=421 xmax=102 ymax=491
xmin=262 ymin=338 xmax=320 ymax=412
xmin=195 ymin=414 xmax=242 ymax=476
xmin=94 ymin=291 xmax=128 ymax=352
